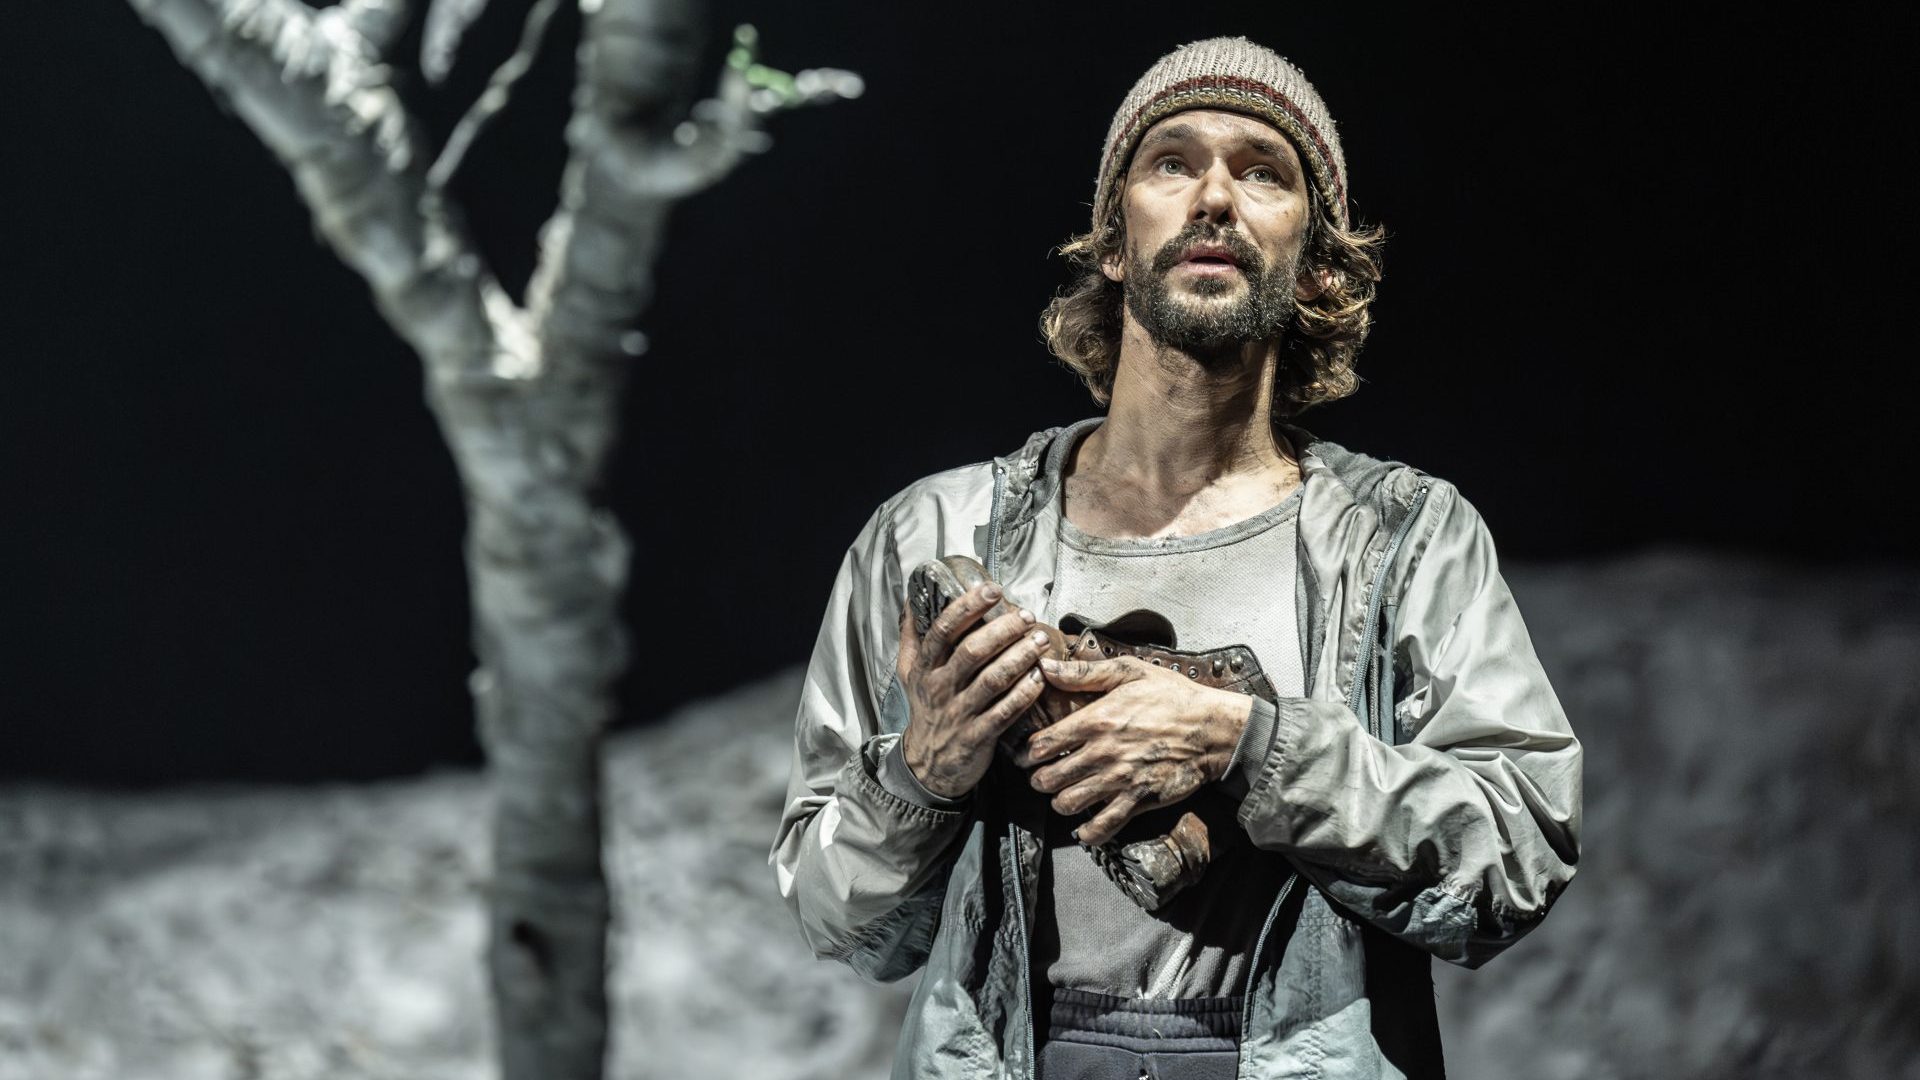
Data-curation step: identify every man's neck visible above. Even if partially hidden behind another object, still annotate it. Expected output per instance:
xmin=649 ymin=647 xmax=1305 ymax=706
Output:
xmin=1064 ymin=321 xmax=1302 ymax=539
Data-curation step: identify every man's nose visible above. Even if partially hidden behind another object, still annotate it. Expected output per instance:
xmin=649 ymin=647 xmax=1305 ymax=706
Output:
xmin=1191 ymin=162 xmax=1236 ymax=224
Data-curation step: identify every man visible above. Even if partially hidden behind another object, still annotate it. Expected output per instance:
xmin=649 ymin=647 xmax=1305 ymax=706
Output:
xmin=772 ymin=36 xmax=1581 ymax=1080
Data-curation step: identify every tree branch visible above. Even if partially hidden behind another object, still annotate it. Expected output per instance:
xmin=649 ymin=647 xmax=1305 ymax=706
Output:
xmin=126 ymin=0 xmax=501 ymax=378
xmin=421 ymin=0 xmax=493 ymax=84
xmin=524 ymin=16 xmax=861 ymax=383
xmin=427 ymin=0 xmax=566 ymax=190
xmin=337 ymin=0 xmax=411 ymax=57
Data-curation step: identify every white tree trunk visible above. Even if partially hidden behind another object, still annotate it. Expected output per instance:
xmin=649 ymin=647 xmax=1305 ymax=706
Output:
xmin=120 ymin=2 xmax=858 ymax=1076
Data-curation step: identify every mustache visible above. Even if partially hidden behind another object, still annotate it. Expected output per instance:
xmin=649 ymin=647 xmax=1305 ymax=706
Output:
xmin=1148 ymin=224 xmax=1265 ymax=275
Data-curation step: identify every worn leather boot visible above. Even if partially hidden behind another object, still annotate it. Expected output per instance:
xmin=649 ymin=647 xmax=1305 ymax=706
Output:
xmin=907 ymin=554 xmax=1273 ymax=911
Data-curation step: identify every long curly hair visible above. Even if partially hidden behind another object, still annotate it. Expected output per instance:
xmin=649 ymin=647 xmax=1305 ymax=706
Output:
xmin=1039 ymin=187 xmax=1386 ymax=416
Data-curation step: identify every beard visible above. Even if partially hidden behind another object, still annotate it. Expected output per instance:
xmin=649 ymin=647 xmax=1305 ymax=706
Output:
xmin=1123 ymin=223 xmax=1299 ymax=357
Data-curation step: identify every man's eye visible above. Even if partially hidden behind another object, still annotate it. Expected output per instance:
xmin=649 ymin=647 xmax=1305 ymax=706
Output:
xmin=1246 ymin=167 xmax=1277 ymax=184
xmin=1158 ymin=158 xmax=1184 ymax=175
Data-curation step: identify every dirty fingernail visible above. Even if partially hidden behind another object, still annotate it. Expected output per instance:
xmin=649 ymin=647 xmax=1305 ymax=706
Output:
xmin=1019 ymin=608 xmax=1035 ymax=623
xmin=982 ymin=585 xmax=1001 ymax=601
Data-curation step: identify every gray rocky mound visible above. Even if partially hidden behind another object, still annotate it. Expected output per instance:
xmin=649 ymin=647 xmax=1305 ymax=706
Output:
xmin=2 ymin=551 xmax=1915 ymax=1079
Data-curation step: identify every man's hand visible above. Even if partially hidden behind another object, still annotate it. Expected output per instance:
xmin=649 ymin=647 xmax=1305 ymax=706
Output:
xmin=1014 ymin=656 xmax=1253 ymax=846
xmin=897 ymin=583 xmax=1051 ymax=800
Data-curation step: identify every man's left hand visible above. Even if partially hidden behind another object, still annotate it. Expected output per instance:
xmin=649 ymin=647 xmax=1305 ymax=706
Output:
xmin=1014 ymin=656 xmax=1253 ymax=846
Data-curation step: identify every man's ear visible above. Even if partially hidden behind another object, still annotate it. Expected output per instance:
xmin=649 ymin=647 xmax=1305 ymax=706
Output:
xmin=1295 ymin=265 xmax=1334 ymax=303
xmin=1098 ymin=214 xmax=1127 ymax=284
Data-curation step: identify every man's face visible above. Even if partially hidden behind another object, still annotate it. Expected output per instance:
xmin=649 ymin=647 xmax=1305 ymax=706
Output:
xmin=1105 ymin=109 xmax=1316 ymax=355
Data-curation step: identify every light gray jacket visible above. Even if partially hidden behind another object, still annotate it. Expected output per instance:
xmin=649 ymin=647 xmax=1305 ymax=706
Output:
xmin=771 ymin=419 xmax=1582 ymax=1079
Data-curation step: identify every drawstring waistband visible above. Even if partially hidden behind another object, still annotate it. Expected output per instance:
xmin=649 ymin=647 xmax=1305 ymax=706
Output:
xmin=1044 ymin=988 xmax=1242 ymax=1052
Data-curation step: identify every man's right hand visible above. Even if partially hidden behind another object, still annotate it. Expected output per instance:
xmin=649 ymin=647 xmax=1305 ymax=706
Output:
xmin=897 ymin=583 xmax=1051 ymax=800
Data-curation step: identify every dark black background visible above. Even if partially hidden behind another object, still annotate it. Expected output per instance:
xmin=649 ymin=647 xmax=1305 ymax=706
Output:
xmin=3 ymin=2 xmax=1912 ymax=786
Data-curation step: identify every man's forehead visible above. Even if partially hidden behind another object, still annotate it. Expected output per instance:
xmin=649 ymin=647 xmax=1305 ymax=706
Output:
xmin=1136 ymin=110 xmax=1301 ymax=161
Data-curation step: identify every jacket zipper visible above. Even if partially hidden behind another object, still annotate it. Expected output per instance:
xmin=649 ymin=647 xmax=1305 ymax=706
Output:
xmin=1008 ymin=823 xmax=1036 ymax=1078
xmin=985 ymin=462 xmax=1039 ymax=1079
xmin=1346 ymin=483 xmax=1431 ymax=739
xmin=986 ymin=462 xmax=1006 ymax=581
xmin=1237 ymin=870 xmax=1299 ymax=1051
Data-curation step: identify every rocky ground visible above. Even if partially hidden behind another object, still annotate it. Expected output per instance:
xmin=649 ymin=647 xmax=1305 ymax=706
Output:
xmin=3 ymin=551 xmax=1915 ymax=1079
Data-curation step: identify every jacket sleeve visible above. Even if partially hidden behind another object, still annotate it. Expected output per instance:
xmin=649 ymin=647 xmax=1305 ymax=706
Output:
xmin=1235 ymin=481 xmax=1583 ymax=968
xmin=769 ymin=503 xmax=970 ymax=982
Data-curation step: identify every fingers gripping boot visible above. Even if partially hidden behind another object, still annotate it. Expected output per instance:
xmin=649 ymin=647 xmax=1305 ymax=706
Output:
xmin=908 ymin=555 xmax=1075 ymax=747
xmin=906 ymin=554 xmax=1215 ymax=910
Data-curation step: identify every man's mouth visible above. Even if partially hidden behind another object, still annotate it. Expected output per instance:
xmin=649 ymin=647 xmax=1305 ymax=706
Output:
xmin=1176 ymin=245 xmax=1242 ymax=273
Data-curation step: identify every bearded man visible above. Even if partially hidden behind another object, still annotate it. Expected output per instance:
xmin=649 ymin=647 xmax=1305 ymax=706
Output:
xmin=772 ymin=36 xmax=1582 ymax=1080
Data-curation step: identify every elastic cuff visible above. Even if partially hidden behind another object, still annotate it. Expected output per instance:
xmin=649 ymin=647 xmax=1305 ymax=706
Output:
xmin=1219 ymin=695 xmax=1278 ymax=801
xmin=875 ymin=733 xmax=968 ymax=811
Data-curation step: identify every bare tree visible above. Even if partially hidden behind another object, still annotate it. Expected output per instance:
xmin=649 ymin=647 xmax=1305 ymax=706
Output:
xmin=120 ymin=1 xmax=859 ymax=1076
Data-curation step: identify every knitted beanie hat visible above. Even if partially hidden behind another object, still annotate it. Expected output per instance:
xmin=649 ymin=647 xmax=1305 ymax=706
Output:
xmin=1093 ymin=37 xmax=1348 ymax=232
